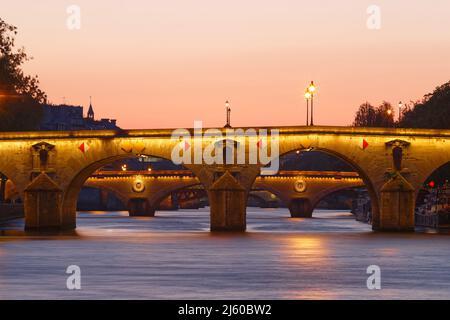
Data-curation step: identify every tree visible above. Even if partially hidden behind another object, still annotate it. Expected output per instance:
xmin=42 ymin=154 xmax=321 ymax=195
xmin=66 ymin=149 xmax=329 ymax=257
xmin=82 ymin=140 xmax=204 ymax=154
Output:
xmin=374 ymin=101 xmax=395 ymax=128
xmin=353 ymin=102 xmax=377 ymax=127
xmin=400 ymin=81 xmax=450 ymax=129
xmin=353 ymin=101 xmax=395 ymax=127
xmin=0 ymin=18 xmax=45 ymax=131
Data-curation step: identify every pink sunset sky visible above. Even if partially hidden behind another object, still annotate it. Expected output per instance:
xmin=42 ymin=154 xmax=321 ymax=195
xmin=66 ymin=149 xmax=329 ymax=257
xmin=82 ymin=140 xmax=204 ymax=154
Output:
xmin=2 ymin=0 xmax=450 ymax=129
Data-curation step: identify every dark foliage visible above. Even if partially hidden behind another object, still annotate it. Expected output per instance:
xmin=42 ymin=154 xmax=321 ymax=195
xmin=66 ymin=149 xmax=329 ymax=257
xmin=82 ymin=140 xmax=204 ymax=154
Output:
xmin=353 ymin=101 xmax=395 ymax=127
xmin=400 ymin=81 xmax=450 ymax=129
xmin=0 ymin=18 xmax=46 ymax=131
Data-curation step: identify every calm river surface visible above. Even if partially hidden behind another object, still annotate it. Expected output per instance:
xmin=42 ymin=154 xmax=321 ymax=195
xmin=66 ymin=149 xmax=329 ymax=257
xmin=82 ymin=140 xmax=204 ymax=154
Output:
xmin=0 ymin=208 xmax=450 ymax=299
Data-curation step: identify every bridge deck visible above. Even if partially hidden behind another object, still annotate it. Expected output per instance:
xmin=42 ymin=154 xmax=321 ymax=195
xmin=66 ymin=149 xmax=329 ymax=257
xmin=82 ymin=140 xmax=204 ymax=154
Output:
xmin=1 ymin=125 xmax=450 ymax=140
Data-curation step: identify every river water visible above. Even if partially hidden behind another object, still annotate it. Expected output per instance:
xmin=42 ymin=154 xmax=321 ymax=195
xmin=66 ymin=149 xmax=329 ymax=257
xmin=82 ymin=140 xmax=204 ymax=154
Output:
xmin=0 ymin=208 xmax=449 ymax=300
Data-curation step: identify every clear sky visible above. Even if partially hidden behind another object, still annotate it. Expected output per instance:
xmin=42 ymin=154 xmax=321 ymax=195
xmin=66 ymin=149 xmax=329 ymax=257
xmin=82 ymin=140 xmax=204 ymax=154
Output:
xmin=2 ymin=0 xmax=450 ymax=129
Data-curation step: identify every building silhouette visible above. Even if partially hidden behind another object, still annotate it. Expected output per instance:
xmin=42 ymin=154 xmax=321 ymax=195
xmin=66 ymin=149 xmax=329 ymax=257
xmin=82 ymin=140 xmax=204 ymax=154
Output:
xmin=39 ymin=99 xmax=119 ymax=131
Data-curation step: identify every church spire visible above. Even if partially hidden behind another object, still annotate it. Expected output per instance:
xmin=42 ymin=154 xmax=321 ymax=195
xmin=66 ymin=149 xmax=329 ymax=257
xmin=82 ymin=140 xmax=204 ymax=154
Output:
xmin=87 ymin=96 xmax=94 ymax=120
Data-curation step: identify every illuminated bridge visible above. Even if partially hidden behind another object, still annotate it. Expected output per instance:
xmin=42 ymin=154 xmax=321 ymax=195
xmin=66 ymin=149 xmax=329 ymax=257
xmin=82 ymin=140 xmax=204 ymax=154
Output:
xmin=85 ymin=170 xmax=363 ymax=218
xmin=0 ymin=125 xmax=448 ymax=232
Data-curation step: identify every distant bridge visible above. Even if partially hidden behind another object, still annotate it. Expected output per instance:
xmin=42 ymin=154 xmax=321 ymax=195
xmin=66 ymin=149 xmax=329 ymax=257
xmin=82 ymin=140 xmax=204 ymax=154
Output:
xmin=85 ymin=170 xmax=363 ymax=217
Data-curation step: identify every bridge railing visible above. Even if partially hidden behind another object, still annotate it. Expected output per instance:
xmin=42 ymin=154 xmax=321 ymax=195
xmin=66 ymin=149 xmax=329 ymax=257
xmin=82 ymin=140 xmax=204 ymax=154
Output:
xmin=90 ymin=170 xmax=361 ymax=179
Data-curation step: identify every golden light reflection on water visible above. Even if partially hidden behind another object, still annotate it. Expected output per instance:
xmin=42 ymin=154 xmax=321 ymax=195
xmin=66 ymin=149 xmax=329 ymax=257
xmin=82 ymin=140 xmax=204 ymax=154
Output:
xmin=286 ymin=289 xmax=340 ymax=300
xmin=278 ymin=237 xmax=341 ymax=300
xmin=79 ymin=211 xmax=129 ymax=216
xmin=376 ymin=247 xmax=399 ymax=256
xmin=281 ymin=236 xmax=329 ymax=267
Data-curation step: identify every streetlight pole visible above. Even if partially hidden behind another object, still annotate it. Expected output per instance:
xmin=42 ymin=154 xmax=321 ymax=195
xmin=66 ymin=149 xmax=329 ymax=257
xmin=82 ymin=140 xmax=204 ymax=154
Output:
xmin=224 ymin=100 xmax=231 ymax=128
xmin=398 ymin=101 xmax=403 ymax=123
xmin=304 ymin=90 xmax=311 ymax=126
xmin=306 ymin=98 xmax=309 ymax=126
xmin=307 ymin=81 xmax=316 ymax=126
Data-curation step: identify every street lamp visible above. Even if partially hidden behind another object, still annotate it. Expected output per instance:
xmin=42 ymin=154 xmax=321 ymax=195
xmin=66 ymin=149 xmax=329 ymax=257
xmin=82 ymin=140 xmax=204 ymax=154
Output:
xmin=386 ymin=108 xmax=395 ymax=121
xmin=224 ymin=100 xmax=231 ymax=128
xmin=307 ymin=81 xmax=316 ymax=126
xmin=398 ymin=101 xmax=403 ymax=122
xmin=304 ymin=90 xmax=311 ymax=126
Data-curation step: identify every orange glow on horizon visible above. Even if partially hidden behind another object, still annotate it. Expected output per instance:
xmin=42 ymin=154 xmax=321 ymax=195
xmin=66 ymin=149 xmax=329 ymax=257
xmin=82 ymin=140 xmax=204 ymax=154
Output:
xmin=2 ymin=0 xmax=449 ymax=129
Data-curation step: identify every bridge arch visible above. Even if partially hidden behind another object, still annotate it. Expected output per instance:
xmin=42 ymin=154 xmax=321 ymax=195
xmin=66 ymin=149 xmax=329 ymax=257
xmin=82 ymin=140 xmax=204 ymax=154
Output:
xmin=0 ymin=156 xmax=30 ymax=199
xmin=252 ymin=173 xmax=364 ymax=218
xmin=412 ymin=156 xmax=450 ymax=197
xmin=414 ymin=160 xmax=450 ymax=226
xmin=134 ymin=181 xmax=203 ymax=215
xmin=0 ymin=173 xmax=24 ymax=222
xmin=310 ymin=186 xmax=361 ymax=216
xmin=262 ymin=148 xmax=380 ymax=222
xmin=84 ymin=172 xmax=201 ymax=216
xmin=149 ymin=181 xmax=202 ymax=208
xmin=61 ymin=153 xmax=203 ymax=228
xmin=247 ymin=190 xmax=280 ymax=208
xmin=161 ymin=186 xmax=207 ymax=210
xmin=250 ymin=183 xmax=288 ymax=206
xmin=79 ymin=185 xmax=129 ymax=211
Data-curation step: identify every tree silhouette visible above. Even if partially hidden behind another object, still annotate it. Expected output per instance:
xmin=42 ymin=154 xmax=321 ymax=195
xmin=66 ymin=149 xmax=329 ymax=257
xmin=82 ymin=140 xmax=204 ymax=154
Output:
xmin=353 ymin=102 xmax=376 ymax=127
xmin=353 ymin=101 xmax=395 ymax=127
xmin=375 ymin=101 xmax=395 ymax=127
xmin=0 ymin=18 xmax=45 ymax=131
xmin=400 ymin=81 xmax=450 ymax=129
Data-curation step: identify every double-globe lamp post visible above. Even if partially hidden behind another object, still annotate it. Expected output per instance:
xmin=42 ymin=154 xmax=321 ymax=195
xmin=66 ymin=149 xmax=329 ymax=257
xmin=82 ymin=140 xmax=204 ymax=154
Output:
xmin=304 ymin=81 xmax=317 ymax=126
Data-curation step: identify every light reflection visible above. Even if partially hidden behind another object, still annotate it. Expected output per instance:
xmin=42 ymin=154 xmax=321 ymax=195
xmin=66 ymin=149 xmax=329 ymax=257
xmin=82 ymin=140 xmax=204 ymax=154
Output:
xmin=281 ymin=236 xmax=329 ymax=267
xmin=286 ymin=289 xmax=339 ymax=300
xmin=376 ymin=248 xmax=399 ymax=256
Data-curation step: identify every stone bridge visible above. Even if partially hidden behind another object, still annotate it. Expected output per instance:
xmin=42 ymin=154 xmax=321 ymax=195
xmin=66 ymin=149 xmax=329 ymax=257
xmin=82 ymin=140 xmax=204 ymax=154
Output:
xmin=84 ymin=170 xmax=364 ymax=218
xmin=0 ymin=126 xmax=448 ymax=232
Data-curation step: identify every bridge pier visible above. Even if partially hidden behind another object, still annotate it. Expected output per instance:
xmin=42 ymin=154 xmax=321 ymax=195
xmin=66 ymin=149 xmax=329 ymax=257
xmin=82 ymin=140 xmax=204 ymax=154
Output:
xmin=288 ymin=198 xmax=313 ymax=218
xmin=24 ymin=173 xmax=64 ymax=230
xmin=209 ymin=171 xmax=247 ymax=231
xmin=373 ymin=174 xmax=415 ymax=232
xmin=127 ymin=198 xmax=155 ymax=217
